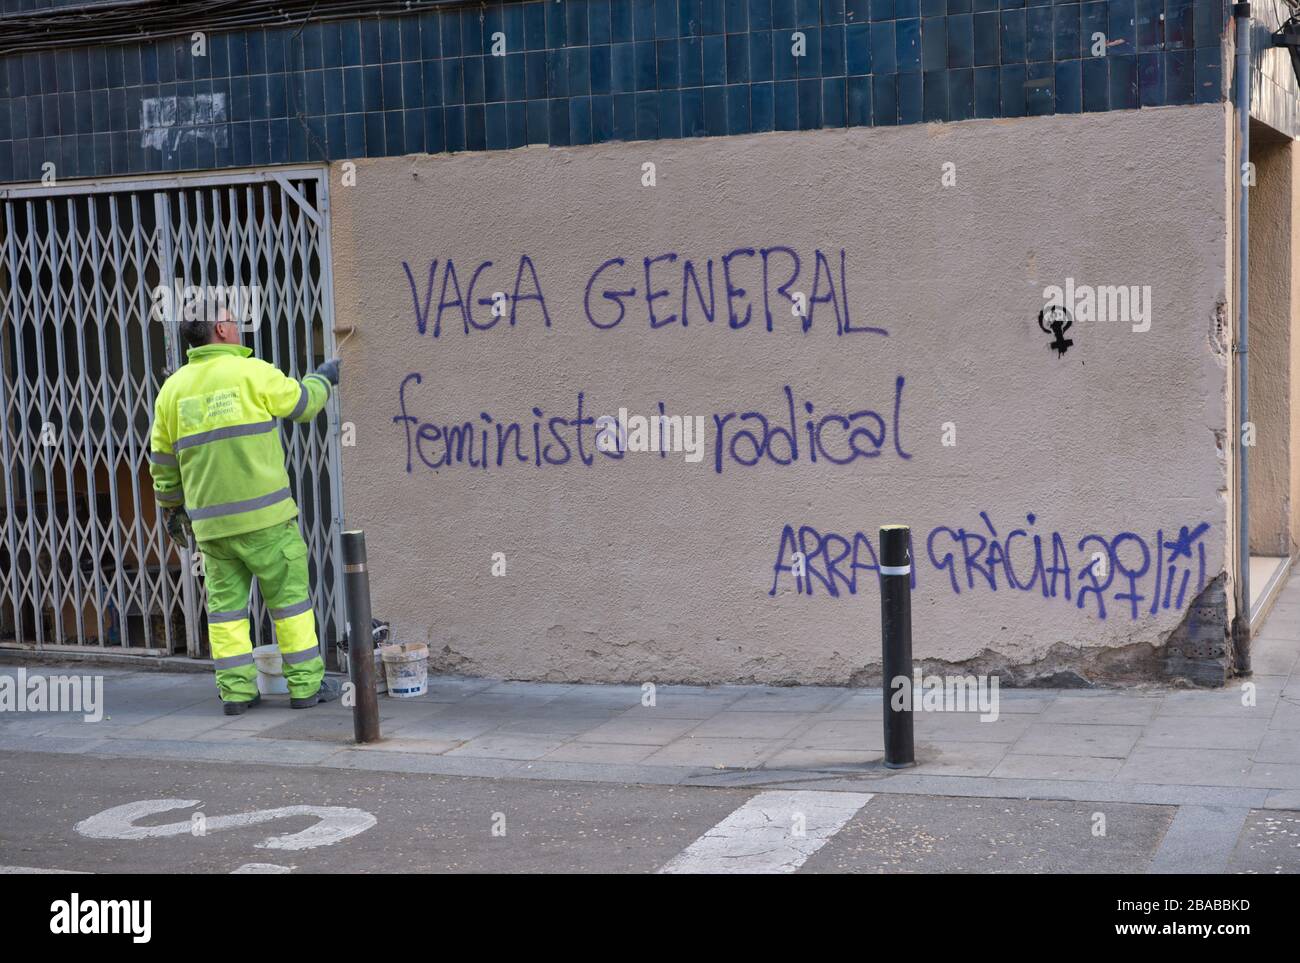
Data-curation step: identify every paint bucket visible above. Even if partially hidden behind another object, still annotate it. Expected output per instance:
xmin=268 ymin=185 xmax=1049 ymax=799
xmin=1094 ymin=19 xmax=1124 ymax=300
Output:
xmin=380 ymin=642 xmax=428 ymax=698
xmin=251 ymin=644 xmax=290 ymax=695
xmin=335 ymin=642 xmax=387 ymax=694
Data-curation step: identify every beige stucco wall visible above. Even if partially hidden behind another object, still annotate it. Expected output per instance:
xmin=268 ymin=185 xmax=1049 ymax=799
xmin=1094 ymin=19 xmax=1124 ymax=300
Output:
xmin=1247 ymin=127 xmax=1296 ymax=558
xmin=330 ymin=103 xmax=1233 ymax=685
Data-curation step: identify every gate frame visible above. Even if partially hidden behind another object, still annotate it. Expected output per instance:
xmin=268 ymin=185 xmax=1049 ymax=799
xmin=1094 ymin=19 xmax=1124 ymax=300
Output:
xmin=0 ymin=164 xmax=346 ymax=660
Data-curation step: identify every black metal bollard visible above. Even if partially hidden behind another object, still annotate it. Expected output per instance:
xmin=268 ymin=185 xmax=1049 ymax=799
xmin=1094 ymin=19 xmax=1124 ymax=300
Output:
xmin=341 ymin=530 xmax=381 ymax=744
xmin=880 ymin=525 xmax=916 ymax=768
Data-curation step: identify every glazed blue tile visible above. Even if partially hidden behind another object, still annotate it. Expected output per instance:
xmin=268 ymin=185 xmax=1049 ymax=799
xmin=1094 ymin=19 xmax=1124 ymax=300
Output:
xmin=869 ymin=0 xmax=894 ymax=19
xmin=826 ymin=0 xmax=848 ymax=22
xmin=898 ymin=70 xmax=922 ymax=122
xmin=751 ymin=78 xmax=776 ymax=127
xmin=547 ymin=49 xmax=567 ymax=95
xmin=798 ymin=26 xmax=821 ymax=76
xmin=974 ymin=12 xmax=999 ymax=65
xmin=1109 ymin=0 xmax=1136 ymax=55
xmin=1027 ymin=6 xmax=1053 ymax=61
xmin=922 ymin=68 xmax=947 ymax=119
xmin=568 ymin=0 xmax=591 ymax=46
xmin=728 ymin=33 xmax=752 ymax=81
xmin=822 ymin=75 xmax=846 ymax=123
xmin=464 ymin=56 xmax=485 ymax=103
xmin=1000 ymin=10 xmax=1026 ymax=62
xmin=949 ymin=13 xmax=973 ymax=66
xmin=847 ymin=22 xmax=871 ymax=72
xmin=504 ymin=4 xmax=526 ymax=47
xmin=635 ymin=40 xmax=657 ymax=89
xmin=691 ymin=0 xmax=715 ymax=34
xmin=948 ymin=0 xmax=973 ymax=12
xmin=773 ymin=78 xmax=798 ymax=127
xmin=949 ymin=65 xmax=974 ymax=116
xmin=999 ymin=62 xmax=1025 ymax=114
xmin=751 ymin=29 xmax=775 ymax=79
xmin=703 ymin=35 xmax=727 ymax=83
xmin=590 ymin=44 xmax=612 ymax=94
xmin=796 ymin=76 xmax=820 ymax=127
xmin=634 ymin=88 xmax=660 ymax=134
xmin=822 ymin=24 xmax=845 ymax=75
xmin=659 ymin=38 xmax=681 ymax=86
xmin=569 ymin=95 xmax=592 ymax=143
xmin=727 ymin=82 xmax=751 ymax=130
xmin=705 ymin=83 xmax=728 ymax=131
xmin=526 ymin=50 xmax=547 ymax=97
xmin=522 ymin=4 xmax=545 ymax=51
xmin=1193 ymin=0 xmax=1220 ymax=50
xmin=443 ymin=59 xmax=464 ymax=105
xmin=797 ymin=0 xmax=822 ymax=27
xmin=506 ymin=52 xmax=527 ymax=99
xmin=1082 ymin=51 xmax=1108 ymax=108
xmin=922 ymin=17 xmax=946 ymax=70
xmin=870 ymin=21 xmax=897 ymax=73
xmin=591 ymin=93 xmax=614 ymax=141
xmin=847 ymin=73 xmax=872 ymax=122
xmin=922 ymin=0 xmax=946 ymax=13
xmin=485 ymin=101 xmax=509 ymax=149
xmin=465 ymin=103 xmax=487 ymax=149
xmin=1026 ymin=59 xmax=1053 ymax=112
xmin=612 ymin=0 xmax=635 ymax=40
xmin=661 ymin=0 xmax=683 ymax=35
xmin=1167 ymin=48 xmax=1193 ymax=102
xmin=1081 ymin=2 xmax=1107 ymax=50
xmin=873 ymin=72 xmax=894 ymax=122
xmin=1109 ymin=52 xmax=1138 ymax=107
xmin=773 ymin=0 xmax=798 ymax=28
xmin=613 ymin=90 xmax=637 ymax=136
xmin=896 ymin=0 xmax=920 ymax=17
xmin=1136 ymin=0 xmax=1161 ymax=50
xmin=1054 ymin=6 xmax=1081 ymax=59
xmin=567 ymin=46 xmax=590 ymax=95
xmin=1167 ymin=0 xmax=1193 ymax=48
xmin=682 ymin=85 xmax=706 ymax=132
xmin=590 ymin=2 xmax=613 ymax=45
xmin=658 ymin=88 xmax=683 ymax=135
xmin=680 ymin=36 xmax=705 ymax=85
xmin=547 ymin=97 xmax=569 ymax=144
xmin=1138 ymin=49 xmax=1162 ymax=105
xmin=613 ymin=42 xmax=636 ymax=90
xmin=1194 ymin=46 xmax=1220 ymax=102
xmin=752 ymin=0 xmax=776 ymax=30
xmin=546 ymin=1 xmax=568 ymax=47
xmin=526 ymin=98 xmax=548 ymax=142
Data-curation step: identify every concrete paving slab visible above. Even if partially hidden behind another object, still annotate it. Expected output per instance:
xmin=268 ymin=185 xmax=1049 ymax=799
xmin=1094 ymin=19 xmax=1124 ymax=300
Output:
xmin=643 ymin=737 xmax=784 ymax=769
xmin=913 ymin=740 xmax=1009 ymax=776
xmin=1244 ymin=762 xmax=1300 ymax=789
xmin=990 ymin=753 xmax=1125 ymax=781
xmin=688 ymin=710 xmax=811 ymax=739
xmin=1226 ymin=809 xmax=1300 ymax=873
xmin=445 ymin=734 xmax=568 ymax=760
xmin=1137 ymin=715 xmax=1269 ymax=751
xmin=1013 ymin=723 xmax=1144 ymax=758
xmin=1117 ymin=747 xmax=1253 ymax=786
xmin=1041 ymin=694 xmax=1163 ymax=726
xmin=1148 ymin=804 xmax=1249 ymax=874
xmin=785 ymin=719 xmax=885 ymax=750
xmin=576 ymin=715 xmax=704 ymax=745
xmin=540 ymin=741 xmax=661 ymax=765
xmin=912 ymin=713 xmax=1032 ymax=743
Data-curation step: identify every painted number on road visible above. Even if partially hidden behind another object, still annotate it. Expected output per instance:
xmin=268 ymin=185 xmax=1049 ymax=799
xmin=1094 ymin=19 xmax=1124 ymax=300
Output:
xmin=75 ymin=799 xmax=376 ymax=851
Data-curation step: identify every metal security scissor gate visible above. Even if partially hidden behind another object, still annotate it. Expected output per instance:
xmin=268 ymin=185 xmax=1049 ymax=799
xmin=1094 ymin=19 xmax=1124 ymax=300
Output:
xmin=0 ymin=167 xmax=344 ymax=658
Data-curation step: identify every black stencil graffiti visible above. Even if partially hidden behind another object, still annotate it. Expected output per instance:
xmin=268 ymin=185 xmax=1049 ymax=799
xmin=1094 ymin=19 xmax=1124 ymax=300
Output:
xmin=1038 ymin=305 xmax=1074 ymax=357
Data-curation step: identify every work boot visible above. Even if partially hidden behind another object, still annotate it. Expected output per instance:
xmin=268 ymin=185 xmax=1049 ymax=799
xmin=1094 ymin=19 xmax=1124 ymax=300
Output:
xmin=222 ymin=693 xmax=262 ymax=716
xmin=290 ymin=677 xmax=342 ymax=709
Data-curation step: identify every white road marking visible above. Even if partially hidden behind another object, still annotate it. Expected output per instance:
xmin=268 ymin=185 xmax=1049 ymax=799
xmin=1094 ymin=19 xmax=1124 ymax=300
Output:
xmin=0 ymin=865 xmax=86 ymax=874
xmin=75 ymin=798 xmax=376 ymax=851
xmin=659 ymin=790 xmax=873 ymax=874
xmin=232 ymin=863 xmax=293 ymax=874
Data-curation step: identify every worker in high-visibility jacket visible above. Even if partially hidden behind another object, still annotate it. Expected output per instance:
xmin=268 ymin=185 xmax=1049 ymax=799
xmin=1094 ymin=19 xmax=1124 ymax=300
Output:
xmin=149 ymin=307 xmax=342 ymax=715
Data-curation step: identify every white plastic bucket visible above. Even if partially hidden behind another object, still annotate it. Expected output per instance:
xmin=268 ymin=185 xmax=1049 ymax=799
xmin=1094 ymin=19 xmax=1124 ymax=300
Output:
xmin=251 ymin=644 xmax=290 ymax=695
xmin=335 ymin=643 xmax=387 ymax=694
xmin=380 ymin=642 xmax=428 ymax=698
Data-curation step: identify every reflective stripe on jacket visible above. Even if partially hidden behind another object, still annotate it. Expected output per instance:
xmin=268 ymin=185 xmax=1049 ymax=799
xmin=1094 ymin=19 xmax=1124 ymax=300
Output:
xmin=148 ymin=343 xmax=332 ymax=541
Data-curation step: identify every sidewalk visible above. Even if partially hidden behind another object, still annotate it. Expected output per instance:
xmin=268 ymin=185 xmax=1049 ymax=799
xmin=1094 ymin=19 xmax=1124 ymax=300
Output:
xmin=3 ymin=577 xmax=1300 ymax=814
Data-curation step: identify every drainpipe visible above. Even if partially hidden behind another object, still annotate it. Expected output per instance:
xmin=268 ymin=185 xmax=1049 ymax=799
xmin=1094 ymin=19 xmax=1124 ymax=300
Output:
xmin=1233 ymin=2 xmax=1253 ymax=675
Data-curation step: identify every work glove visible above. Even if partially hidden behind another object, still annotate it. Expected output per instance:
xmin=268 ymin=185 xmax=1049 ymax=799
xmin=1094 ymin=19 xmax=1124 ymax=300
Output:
xmin=312 ymin=358 xmax=341 ymax=386
xmin=163 ymin=507 xmax=193 ymax=548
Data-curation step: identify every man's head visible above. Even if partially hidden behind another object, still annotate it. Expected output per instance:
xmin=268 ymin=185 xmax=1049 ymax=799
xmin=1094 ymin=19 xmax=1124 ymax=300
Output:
xmin=181 ymin=306 xmax=242 ymax=350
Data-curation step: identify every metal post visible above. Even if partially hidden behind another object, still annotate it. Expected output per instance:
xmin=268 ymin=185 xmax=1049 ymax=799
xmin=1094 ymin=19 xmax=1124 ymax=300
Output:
xmin=1233 ymin=3 xmax=1253 ymax=674
xmin=341 ymin=530 xmax=380 ymax=744
xmin=880 ymin=525 xmax=915 ymax=769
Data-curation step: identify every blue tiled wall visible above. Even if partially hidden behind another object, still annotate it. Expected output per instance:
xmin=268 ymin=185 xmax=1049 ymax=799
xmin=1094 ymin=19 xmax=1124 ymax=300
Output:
xmin=0 ymin=0 xmax=1229 ymax=183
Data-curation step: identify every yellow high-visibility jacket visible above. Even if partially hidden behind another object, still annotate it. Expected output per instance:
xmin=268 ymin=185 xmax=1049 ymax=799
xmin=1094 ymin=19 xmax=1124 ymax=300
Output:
xmin=148 ymin=343 xmax=331 ymax=541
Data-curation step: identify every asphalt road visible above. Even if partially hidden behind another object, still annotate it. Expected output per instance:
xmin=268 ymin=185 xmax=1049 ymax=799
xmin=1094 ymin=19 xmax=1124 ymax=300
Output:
xmin=5 ymin=749 xmax=1294 ymax=874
